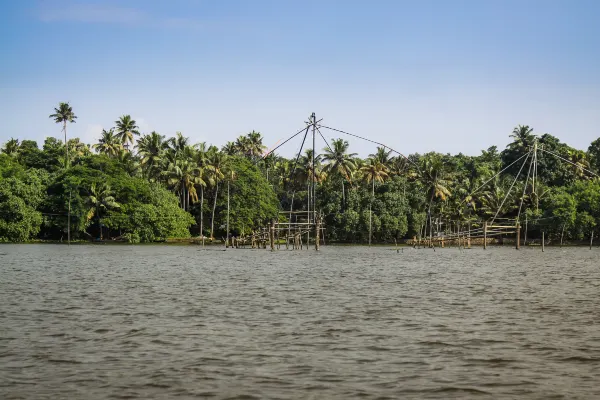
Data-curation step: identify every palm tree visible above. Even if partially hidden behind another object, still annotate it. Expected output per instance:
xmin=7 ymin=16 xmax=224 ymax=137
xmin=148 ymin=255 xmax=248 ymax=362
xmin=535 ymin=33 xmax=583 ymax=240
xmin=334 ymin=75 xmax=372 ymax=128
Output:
xmin=360 ymin=158 xmax=389 ymax=245
xmin=193 ymin=142 xmax=214 ymax=238
xmin=274 ymin=159 xmax=292 ymax=189
xmin=322 ymin=138 xmax=357 ymax=204
xmin=163 ymin=158 xmax=202 ymax=211
xmin=246 ymin=130 xmax=266 ymax=159
xmin=1 ymin=138 xmax=20 ymax=157
xmin=567 ymin=149 xmax=590 ymax=179
xmin=418 ymin=154 xmax=451 ymax=242
xmin=222 ymin=141 xmax=238 ymax=156
xmin=479 ymin=175 xmax=518 ymax=218
xmin=169 ymin=132 xmax=189 ymax=156
xmin=93 ymin=128 xmax=123 ymax=157
xmin=234 ymin=135 xmax=250 ymax=156
xmin=136 ymin=131 xmax=169 ymax=180
xmin=49 ymin=102 xmax=77 ymax=168
xmin=507 ymin=125 xmax=535 ymax=152
xmin=206 ymin=150 xmax=226 ymax=239
xmin=370 ymin=146 xmax=393 ymax=166
xmin=114 ymin=115 xmax=140 ymax=150
xmin=261 ymin=152 xmax=277 ymax=183
xmin=86 ymin=182 xmax=120 ymax=240
xmin=116 ymin=149 xmax=141 ymax=177
xmin=68 ymin=138 xmax=90 ymax=161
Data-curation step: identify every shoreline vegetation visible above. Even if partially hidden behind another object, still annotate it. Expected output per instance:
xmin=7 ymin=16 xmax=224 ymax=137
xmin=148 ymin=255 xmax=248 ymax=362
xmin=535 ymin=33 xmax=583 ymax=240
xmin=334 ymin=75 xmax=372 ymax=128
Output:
xmin=2 ymin=102 xmax=600 ymax=246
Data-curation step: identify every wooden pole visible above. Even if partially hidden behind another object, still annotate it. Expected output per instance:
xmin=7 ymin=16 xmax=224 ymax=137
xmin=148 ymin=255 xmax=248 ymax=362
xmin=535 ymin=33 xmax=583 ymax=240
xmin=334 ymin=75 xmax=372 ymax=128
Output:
xmin=590 ymin=231 xmax=594 ymax=250
xmin=524 ymin=214 xmax=528 ymax=246
xmin=315 ymin=218 xmax=321 ymax=251
xmin=483 ymin=221 xmax=487 ymax=250
xmin=467 ymin=222 xmax=471 ymax=249
xmin=270 ymin=220 xmax=275 ymax=251
xmin=542 ymin=231 xmax=545 ymax=252
xmin=516 ymin=222 xmax=520 ymax=250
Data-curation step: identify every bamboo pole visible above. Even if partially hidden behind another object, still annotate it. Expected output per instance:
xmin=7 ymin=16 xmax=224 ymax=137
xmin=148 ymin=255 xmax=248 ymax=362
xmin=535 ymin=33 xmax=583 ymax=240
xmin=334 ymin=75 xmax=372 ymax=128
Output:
xmin=483 ymin=221 xmax=487 ymax=250
xmin=591 ymin=231 xmax=594 ymax=250
xmin=516 ymin=222 xmax=520 ymax=250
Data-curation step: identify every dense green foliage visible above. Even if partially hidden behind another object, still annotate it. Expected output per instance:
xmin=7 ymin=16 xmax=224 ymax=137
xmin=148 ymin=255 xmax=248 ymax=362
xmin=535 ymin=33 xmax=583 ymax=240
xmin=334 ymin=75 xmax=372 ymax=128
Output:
xmin=2 ymin=106 xmax=600 ymax=244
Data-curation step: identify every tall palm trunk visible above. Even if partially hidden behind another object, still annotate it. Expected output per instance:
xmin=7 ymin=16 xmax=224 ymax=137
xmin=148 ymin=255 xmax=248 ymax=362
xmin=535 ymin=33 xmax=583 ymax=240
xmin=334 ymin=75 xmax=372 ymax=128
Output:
xmin=199 ymin=186 xmax=204 ymax=238
xmin=369 ymin=177 xmax=374 ymax=246
xmin=210 ymin=181 xmax=219 ymax=239
xmin=64 ymin=121 xmax=68 ymax=168
xmin=341 ymin=179 xmax=345 ymax=206
xmin=65 ymin=121 xmax=71 ymax=245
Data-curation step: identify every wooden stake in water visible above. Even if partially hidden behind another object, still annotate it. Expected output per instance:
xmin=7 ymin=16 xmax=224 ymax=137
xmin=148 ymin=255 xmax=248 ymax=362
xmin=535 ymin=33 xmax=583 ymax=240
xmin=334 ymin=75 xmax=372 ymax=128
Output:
xmin=483 ymin=221 xmax=488 ymax=250
xmin=516 ymin=222 xmax=520 ymax=250
xmin=591 ymin=231 xmax=594 ymax=250
xmin=542 ymin=231 xmax=545 ymax=252
xmin=315 ymin=218 xmax=321 ymax=251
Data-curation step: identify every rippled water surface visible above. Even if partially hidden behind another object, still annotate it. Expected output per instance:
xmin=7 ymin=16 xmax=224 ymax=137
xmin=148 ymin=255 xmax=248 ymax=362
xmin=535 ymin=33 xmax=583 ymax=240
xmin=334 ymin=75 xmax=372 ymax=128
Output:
xmin=2 ymin=244 xmax=600 ymax=399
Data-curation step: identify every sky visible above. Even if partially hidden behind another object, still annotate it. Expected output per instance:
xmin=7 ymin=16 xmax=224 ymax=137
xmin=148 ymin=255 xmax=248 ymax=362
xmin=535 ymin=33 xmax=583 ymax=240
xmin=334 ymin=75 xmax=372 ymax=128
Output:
xmin=1 ymin=0 xmax=599 ymax=157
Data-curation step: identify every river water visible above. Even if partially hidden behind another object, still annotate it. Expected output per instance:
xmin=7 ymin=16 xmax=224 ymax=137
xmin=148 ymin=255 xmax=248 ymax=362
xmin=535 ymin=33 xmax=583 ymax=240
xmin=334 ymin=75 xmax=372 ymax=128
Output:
xmin=1 ymin=244 xmax=600 ymax=399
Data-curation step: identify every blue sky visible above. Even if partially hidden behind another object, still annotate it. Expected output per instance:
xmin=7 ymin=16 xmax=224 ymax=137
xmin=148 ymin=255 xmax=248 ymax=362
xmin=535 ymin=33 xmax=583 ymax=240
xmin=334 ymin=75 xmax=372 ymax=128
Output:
xmin=1 ymin=0 xmax=599 ymax=157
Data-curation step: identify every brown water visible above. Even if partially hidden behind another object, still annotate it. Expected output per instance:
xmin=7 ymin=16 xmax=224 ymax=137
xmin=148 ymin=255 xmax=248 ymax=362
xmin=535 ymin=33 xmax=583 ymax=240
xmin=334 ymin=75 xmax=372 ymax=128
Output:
xmin=1 ymin=244 xmax=600 ymax=399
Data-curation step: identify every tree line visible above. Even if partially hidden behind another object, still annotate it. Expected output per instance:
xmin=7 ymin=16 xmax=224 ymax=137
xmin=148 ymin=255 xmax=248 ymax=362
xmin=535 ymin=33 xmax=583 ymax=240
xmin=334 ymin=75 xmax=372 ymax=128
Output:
xmin=2 ymin=102 xmax=600 ymax=244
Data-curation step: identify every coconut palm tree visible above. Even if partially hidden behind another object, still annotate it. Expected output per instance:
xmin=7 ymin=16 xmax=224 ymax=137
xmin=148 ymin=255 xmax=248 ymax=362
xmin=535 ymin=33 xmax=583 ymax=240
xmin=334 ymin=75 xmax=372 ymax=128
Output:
xmin=370 ymin=146 xmax=393 ymax=166
xmin=261 ymin=152 xmax=277 ymax=183
xmin=93 ymin=128 xmax=123 ymax=157
xmin=567 ymin=149 xmax=591 ymax=179
xmin=206 ymin=150 xmax=227 ymax=239
xmin=114 ymin=115 xmax=140 ymax=150
xmin=136 ymin=131 xmax=169 ymax=180
xmin=163 ymin=158 xmax=203 ymax=211
xmin=193 ymin=142 xmax=214 ymax=238
xmin=115 ymin=149 xmax=141 ymax=177
xmin=234 ymin=135 xmax=250 ymax=156
xmin=322 ymin=138 xmax=357 ymax=204
xmin=1 ymin=138 xmax=20 ymax=157
xmin=479 ymin=175 xmax=518 ymax=218
xmin=86 ymin=182 xmax=120 ymax=240
xmin=222 ymin=141 xmax=238 ymax=156
xmin=68 ymin=138 xmax=90 ymax=161
xmin=246 ymin=130 xmax=266 ymax=159
xmin=49 ymin=102 xmax=77 ymax=168
xmin=360 ymin=158 xmax=389 ymax=245
xmin=168 ymin=132 xmax=190 ymax=156
xmin=418 ymin=154 xmax=451 ymax=242
xmin=507 ymin=125 xmax=535 ymax=152
xmin=274 ymin=159 xmax=292 ymax=189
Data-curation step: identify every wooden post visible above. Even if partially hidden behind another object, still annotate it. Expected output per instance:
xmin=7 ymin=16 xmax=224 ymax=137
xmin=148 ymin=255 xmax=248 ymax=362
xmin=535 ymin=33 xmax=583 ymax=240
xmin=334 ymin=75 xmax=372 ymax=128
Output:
xmin=483 ymin=221 xmax=487 ymax=250
xmin=591 ymin=231 xmax=594 ymax=250
xmin=542 ymin=231 xmax=545 ymax=252
xmin=467 ymin=223 xmax=471 ymax=249
xmin=315 ymin=218 xmax=321 ymax=251
xmin=516 ymin=222 xmax=520 ymax=250
xmin=270 ymin=220 xmax=275 ymax=251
